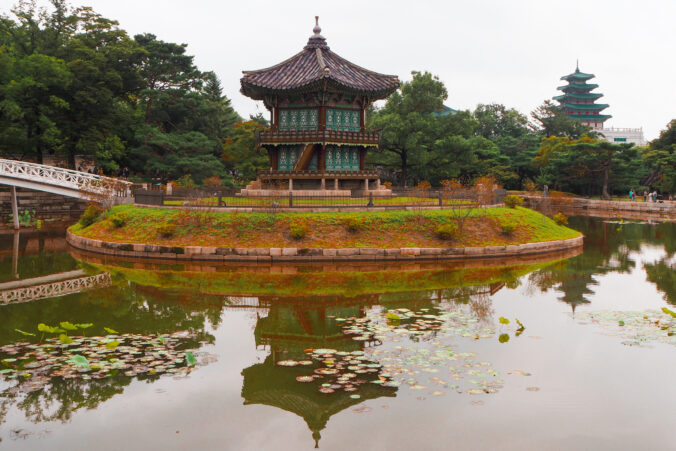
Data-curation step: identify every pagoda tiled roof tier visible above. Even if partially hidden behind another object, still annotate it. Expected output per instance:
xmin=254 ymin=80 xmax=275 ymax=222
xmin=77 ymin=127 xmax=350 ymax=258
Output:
xmin=241 ymin=20 xmax=400 ymax=101
xmin=553 ymin=92 xmax=603 ymax=101
xmin=561 ymin=68 xmax=595 ymax=81
xmin=557 ymin=83 xmax=599 ymax=92
xmin=569 ymin=114 xmax=612 ymax=121
xmin=564 ymin=103 xmax=609 ymax=111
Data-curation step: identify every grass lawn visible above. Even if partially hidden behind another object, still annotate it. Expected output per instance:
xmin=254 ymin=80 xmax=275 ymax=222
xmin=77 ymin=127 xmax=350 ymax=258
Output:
xmin=71 ymin=205 xmax=581 ymax=249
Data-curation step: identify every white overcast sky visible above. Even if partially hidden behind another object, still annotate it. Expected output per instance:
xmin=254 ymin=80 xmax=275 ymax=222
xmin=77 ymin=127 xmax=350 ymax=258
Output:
xmin=2 ymin=0 xmax=674 ymax=140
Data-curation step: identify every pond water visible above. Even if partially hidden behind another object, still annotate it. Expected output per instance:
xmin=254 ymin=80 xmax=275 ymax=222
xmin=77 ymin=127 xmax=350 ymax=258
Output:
xmin=0 ymin=217 xmax=675 ymax=450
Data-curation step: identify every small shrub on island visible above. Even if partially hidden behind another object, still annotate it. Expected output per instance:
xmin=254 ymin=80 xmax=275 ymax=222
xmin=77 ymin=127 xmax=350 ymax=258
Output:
xmin=78 ymin=204 xmax=103 ymax=227
xmin=500 ymin=223 xmax=516 ymax=235
xmin=110 ymin=213 xmax=128 ymax=228
xmin=434 ymin=222 xmax=458 ymax=241
xmin=343 ymin=217 xmax=364 ymax=233
xmin=289 ymin=223 xmax=307 ymax=240
xmin=157 ymin=223 xmax=177 ymax=238
xmin=504 ymin=195 xmax=523 ymax=208
xmin=553 ymin=212 xmax=568 ymax=225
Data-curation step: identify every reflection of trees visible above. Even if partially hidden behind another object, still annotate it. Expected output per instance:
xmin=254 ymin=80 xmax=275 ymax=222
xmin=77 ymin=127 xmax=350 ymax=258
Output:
xmin=0 ymin=280 xmax=221 ymax=426
xmin=644 ymin=258 xmax=676 ymax=306
xmin=0 ymin=283 xmax=221 ymax=346
xmin=528 ymin=218 xmax=676 ymax=311
xmin=8 ymin=376 xmax=132 ymax=424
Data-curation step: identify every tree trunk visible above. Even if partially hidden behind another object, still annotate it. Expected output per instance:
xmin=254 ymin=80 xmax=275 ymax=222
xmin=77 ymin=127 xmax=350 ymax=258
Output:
xmin=602 ymin=164 xmax=610 ymax=200
xmin=401 ymin=151 xmax=408 ymax=187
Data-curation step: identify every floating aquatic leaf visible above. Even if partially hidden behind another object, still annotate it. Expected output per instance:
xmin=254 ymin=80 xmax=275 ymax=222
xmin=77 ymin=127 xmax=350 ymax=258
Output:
xmin=296 ymin=376 xmax=314 ymax=382
xmin=38 ymin=323 xmax=64 ymax=334
xmin=104 ymin=327 xmax=118 ymax=334
xmin=526 ymin=386 xmax=540 ymax=392
xmin=353 ymin=406 xmax=371 ymax=413
xmin=68 ymin=355 xmax=89 ymax=369
xmin=277 ymin=360 xmax=299 ymax=367
xmin=15 ymin=329 xmax=36 ymax=337
xmin=60 ymin=322 xmax=78 ymax=331
xmin=499 ymin=317 xmax=510 ymax=325
xmin=662 ymin=307 xmax=676 ymax=319
xmin=349 ymin=394 xmax=361 ymax=399
xmin=0 ymin=369 xmax=14 ymax=374
xmin=498 ymin=333 xmax=510 ymax=343
xmin=105 ymin=340 xmax=120 ymax=350
xmin=59 ymin=334 xmax=73 ymax=345
xmin=185 ymin=351 xmax=196 ymax=367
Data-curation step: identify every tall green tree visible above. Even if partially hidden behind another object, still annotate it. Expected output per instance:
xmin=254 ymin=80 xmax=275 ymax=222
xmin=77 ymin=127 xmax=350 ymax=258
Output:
xmin=642 ymin=119 xmax=676 ymax=193
xmin=530 ymin=100 xmax=593 ymax=139
xmin=369 ymin=71 xmax=447 ymax=186
xmin=534 ymin=136 xmax=643 ymax=198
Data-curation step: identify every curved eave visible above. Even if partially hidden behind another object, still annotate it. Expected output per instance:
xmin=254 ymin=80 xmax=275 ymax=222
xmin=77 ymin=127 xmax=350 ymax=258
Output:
xmin=557 ymin=83 xmax=599 ymax=92
xmin=553 ymin=93 xmax=603 ymax=101
xmin=241 ymin=78 xmax=399 ymax=102
xmin=561 ymin=72 xmax=595 ymax=81
xmin=567 ymin=114 xmax=612 ymax=121
xmin=564 ymin=103 xmax=610 ymax=111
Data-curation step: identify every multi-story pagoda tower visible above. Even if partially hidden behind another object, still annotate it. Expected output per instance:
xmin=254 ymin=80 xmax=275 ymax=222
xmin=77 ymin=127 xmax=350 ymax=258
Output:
xmin=240 ymin=18 xmax=400 ymax=195
xmin=553 ymin=64 xmax=611 ymax=130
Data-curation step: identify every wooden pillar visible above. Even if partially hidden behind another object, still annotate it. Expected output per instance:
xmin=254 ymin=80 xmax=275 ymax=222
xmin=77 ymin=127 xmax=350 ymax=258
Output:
xmin=320 ymin=178 xmax=325 ymax=190
xmin=319 ymin=106 xmax=326 ymax=130
xmin=359 ymin=148 xmax=366 ymax=171
xmin=10 ymin=186 xmax=19 ymax=230
xmin=375 ymin=178 xmax=380 ymax=189
xmin=334 ymin=178 xmax=339 ymax=190
xmin=12 ymin=231 xmax=19 ymax=279
xmin=273 ymin=107 xmax=280 ymax=131
xmin=360 ymin=108 xmax=366 ymax=130
xmin=271 ymin=148 xmax=279 ymax=171
xmin=289 ymin=178 xmax=293 ymax=191
xmin=364 ymin=178 xmax=369 ymax=191
xmin=319 ymin=145 xmax=326 ymax=171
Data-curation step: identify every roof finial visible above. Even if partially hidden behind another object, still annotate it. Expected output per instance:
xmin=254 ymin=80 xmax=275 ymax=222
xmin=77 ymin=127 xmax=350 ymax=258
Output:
xmin=313 ymin=16 xmax=321 ymax=35
xmin=576 ymin=59 xmax=579 ymax=71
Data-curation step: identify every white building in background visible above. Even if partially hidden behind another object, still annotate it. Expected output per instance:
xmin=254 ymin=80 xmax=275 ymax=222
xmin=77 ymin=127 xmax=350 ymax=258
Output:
xmin=599 ymin=127 xmax=646 ymax=147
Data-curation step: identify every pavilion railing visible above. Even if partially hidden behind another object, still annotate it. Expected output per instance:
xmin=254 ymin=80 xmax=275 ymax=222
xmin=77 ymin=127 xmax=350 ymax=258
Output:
xmin=257 ymin=129 xmax=380 ymax=146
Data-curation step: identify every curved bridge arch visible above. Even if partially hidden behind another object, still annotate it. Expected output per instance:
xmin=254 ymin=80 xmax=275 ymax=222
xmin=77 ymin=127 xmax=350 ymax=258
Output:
xmin=0 ymin=158 xmax=133 ymax=201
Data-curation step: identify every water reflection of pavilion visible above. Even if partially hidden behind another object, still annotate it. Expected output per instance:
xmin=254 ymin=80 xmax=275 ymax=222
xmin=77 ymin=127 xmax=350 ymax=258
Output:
xmin=239 ymin=295 xmax=396 ymax=448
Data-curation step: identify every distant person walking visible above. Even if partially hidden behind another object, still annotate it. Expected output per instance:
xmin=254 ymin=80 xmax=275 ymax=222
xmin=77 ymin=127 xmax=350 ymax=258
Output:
xmin=543 ymin=185 xmax=549 ymax=198
xmin=629 ymin=189 xmax=634 ymax=201
xmin=643 ymin=190 xmax=648 ymax=202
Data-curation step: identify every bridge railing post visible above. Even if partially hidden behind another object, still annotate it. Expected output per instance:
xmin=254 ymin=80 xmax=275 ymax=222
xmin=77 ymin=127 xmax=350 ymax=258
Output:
xmin=10 ymin=186 xmax=19 ymax=230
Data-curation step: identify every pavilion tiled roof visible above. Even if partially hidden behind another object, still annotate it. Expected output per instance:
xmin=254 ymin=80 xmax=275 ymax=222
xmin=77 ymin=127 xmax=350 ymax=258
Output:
xmin=241 ymin=18 xmax=400 ymax=101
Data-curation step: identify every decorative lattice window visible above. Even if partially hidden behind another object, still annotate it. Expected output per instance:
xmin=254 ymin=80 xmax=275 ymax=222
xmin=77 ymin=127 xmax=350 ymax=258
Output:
xmin=325 ymin=146 xmax=361 ymax=171
xmin=279 ymin=109 xmax=318 ymax=130
xmin=326 ymin=109 xmax=360 ymax=131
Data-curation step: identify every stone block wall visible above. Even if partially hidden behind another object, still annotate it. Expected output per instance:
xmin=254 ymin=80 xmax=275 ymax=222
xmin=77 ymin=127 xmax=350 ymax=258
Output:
xmin=0 ymin=188 xmax=87 ymax=222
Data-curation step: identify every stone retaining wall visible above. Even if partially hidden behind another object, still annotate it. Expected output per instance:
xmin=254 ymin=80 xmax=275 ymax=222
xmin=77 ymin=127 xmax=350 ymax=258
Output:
xmin=66 ymin=230 xmax=583 ymax=263
xmin=1 ymin=189 xmax=87 ymax=221
xmin=522 ymin=195 xmax=676 ymax=216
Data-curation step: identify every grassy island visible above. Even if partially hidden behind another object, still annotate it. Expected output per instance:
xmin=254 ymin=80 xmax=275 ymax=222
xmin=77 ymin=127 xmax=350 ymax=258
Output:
xmin=70 ymin=205 xmax=580 ymax=249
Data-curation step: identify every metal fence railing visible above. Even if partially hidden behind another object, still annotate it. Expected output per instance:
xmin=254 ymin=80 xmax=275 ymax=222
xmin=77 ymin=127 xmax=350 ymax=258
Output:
xmin=135 ymin=188 xmax=506 ymax=210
